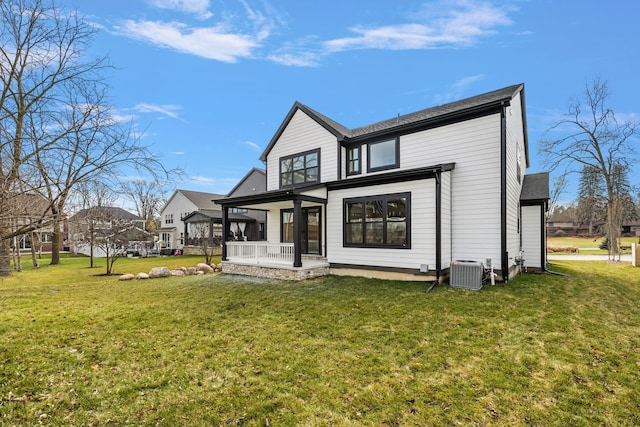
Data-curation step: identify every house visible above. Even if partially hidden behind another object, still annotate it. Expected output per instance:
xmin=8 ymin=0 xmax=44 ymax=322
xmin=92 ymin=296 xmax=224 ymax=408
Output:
xmin=158 ymin=189 xmax=225 ymax=251
xmin=180 ymin=170 xmax=267 ymax=254
xmin=216 ymin=84 xmax=550 ymax=282
xmin=6 ymin=192 xmax=64 ymax=253
xmin=69 ymin=206 xmax=151 ymax=257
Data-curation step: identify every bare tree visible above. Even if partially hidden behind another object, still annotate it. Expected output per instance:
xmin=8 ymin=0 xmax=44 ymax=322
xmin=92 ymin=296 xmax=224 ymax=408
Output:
xmin=539 ymin=77 xmax=639 ymax=259
xmin=190 ymin=222 xmax=220 ymax=265
xmin=0 ymin=0 xmax=174 ymax=275
xmin=120 ymin=179 xmax=168 ymax=233
xmin=69 ymin=180 xmax=116 ymax=268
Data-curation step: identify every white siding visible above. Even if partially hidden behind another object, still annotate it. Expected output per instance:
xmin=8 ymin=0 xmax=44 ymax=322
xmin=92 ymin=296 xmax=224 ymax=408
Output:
xmin=522 ymin=205 xmax=543 ymax=269
xmin=266 ymin=110 xmax=338 ymax=191
xmin=327 ymin=179 xmax=436 ymax=270
xmin=505 ymin=93 xmax=526 ymax=268
xmin=401 ymin=114 xmax=503 ymax=267
xmin=266 ymin=210 xmax=281 ymax=243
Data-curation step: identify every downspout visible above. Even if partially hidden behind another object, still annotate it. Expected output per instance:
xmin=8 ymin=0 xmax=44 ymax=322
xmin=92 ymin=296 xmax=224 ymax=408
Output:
xmin=500 ymin=103 xmax=509 ymax=281
xmin=428 ymin=171 xmax=442 ymax=292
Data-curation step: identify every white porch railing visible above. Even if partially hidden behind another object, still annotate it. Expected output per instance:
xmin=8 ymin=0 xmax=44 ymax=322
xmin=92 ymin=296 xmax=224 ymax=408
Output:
xmin=225 ymin=241 xmax=294 ymax=265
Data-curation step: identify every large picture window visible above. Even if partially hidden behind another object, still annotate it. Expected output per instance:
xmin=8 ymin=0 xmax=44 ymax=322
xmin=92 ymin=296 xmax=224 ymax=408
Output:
xmin=280 ymin=149 xmax=320 ymax=188
xmin=344 ymin=192 xmax=410 ymax=248
xmin=367 ymin=138 xmax=399 ymax=172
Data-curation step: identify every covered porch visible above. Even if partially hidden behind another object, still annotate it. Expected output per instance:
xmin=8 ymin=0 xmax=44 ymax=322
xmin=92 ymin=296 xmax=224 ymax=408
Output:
xmin=215 ymin=185 xmax=329 ymax=279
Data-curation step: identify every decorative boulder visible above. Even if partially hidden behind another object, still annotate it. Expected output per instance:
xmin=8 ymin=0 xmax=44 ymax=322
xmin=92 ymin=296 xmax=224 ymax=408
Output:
xmin=196 ymin=263 xmax=214 ymax=274
xmin=119 ymin=274 xmax=135 ymax=281
xmin=149 ymin=266 xmax=171 ymax=278
xmin=186 ymin=267 xmax=197 ymax=276
xmin=137 ymin=272 xmax=150 ymax=279
xmin=171 ymin=269 xmax=185 ymax=276
xmin=214 ymin=263 xmax=222 ymax=272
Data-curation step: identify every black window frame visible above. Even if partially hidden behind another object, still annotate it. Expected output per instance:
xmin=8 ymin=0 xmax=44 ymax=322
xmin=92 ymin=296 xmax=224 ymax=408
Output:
xmin=367 ymin=137 xmax=400 ymax=173
xmin=343 ymin=192 xmax=411 ymax=249
xmin=346 ymin=145 xmax=361 ymax=176
xmin=279 ymin=148 xmax=320 ymax=189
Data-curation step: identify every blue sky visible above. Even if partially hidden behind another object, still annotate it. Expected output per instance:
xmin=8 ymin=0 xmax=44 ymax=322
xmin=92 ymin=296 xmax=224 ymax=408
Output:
xmin=61 ymin=0 xmax=639 ymax=203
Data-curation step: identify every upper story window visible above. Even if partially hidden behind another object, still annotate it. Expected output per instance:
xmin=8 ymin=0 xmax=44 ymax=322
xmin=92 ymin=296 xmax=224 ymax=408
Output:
xmin=367 ymin=138 xmax=399 ymax=172
xmin=280 ymin=149 xmax=320 ymax=188
xmin=347 ymin=146 xmax=361 ymax=176
xmin=165 ymin=213 xmax=174 ymax=224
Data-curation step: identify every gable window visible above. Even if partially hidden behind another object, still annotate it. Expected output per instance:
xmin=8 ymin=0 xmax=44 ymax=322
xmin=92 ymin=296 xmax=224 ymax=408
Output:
xmin=347 ymin=146 xmax=361 ymax=175
xmin=344 ymin=192 xmax=410 ymax=248
xmin=165 ymin=213 xmax=173 ymax=225
xmin=280 ymin=149 xmax=320 ymax=188
xmin=367 ymin=138 xmax=399 ymax=172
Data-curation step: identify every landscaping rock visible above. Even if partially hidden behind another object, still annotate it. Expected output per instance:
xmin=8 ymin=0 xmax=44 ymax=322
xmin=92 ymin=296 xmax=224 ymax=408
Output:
xmin=186 ymin=267 xmax=197 ymax=275
xmin=119 ymin=274 xmax=135 ymax=281
xmin=196 ymin=263 xmax=214 ymax=274
xmin=137 ymin=272 xmax=150 ymax=279
xmin=171 ymin=269 xmax=185 ymax=276
xmin=149 ymin=266 xmax=171 ymax=278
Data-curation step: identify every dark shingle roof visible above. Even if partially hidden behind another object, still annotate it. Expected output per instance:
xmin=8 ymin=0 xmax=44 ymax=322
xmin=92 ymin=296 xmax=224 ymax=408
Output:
xmin=521 ymin=172 xmax=550 ymax=201
xmin=260 ymin=84 xmax=524 ymax=161
xmin=72 ymin=206 xmax=142 ymax=221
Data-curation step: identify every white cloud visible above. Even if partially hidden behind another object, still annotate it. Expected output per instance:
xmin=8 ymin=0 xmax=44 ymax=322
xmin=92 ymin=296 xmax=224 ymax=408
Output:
xmin=434 ymin=74 xmax=485 ymax=104
xmin=119 ymin=19 xmax=260 ymax=62
xmin=240 ymin=140 xmax=261 ymax=151
xmin=148 ymin=0 xmax=213 ymax=19
xmin=133 ymin=102 xmax=182 ymax=120
xmin=171 ymin=151 xmax=185 ymax=155
xmin=323 ymin=0 xmax=512 ymax=52
xmin=190 ymin=175 xmax=215 ymax=184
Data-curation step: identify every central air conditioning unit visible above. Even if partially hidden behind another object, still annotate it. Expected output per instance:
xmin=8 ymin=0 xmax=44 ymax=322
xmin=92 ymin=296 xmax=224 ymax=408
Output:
xmin=449 ymin=260 xmax=483 ymax=290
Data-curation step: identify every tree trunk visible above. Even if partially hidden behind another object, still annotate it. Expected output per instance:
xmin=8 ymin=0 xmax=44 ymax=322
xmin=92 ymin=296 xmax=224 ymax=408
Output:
xmin=50 ymin=215 xmax=61 ymax=265
xmin=0 ymin=238 xmax=11 ymax=277
xmin=13 ymin=236 xmax=22 ymax=272
xmin=31 ymin=232 xmax=40 ymax=268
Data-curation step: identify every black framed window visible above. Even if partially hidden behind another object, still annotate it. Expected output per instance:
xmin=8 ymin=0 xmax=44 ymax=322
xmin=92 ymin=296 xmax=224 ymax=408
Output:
xmin=344 ymin=192 xmax=410 ymax=248
xmin=347 ymin=146 xmax=361 ymax=175
xmin=367 ymin=138 xmax=399 ymax=172
xmin=280 ymin=149 xmax=320 ymax=188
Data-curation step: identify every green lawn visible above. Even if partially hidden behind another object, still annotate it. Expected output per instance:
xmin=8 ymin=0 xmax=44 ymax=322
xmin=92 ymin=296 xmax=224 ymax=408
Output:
xmin=1 ymin=256 xmax=639 ymax=425
xmin=548 ymin=236 xmax=639 ymax=254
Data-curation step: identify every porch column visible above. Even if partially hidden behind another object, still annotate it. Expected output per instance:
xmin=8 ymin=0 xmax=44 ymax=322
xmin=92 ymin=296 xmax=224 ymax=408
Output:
xmin=183 ymin=221 xmax=188 ymax=245
xmin=221 ymin=206 xmax=229 ymax=261
xmin=293 ymin=199 xmax=302 ymax=267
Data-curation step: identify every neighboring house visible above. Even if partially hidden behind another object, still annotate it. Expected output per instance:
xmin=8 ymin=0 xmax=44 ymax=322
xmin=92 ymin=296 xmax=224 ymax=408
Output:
xmin=158 ymin=189 xmax=225 ymax=250
xmin=181 ymin=169 xmax=267 ymax=248
xmin=216 ymin=84 xmax=550 ymax=281
xmin=6 ymin=192 xmax=64 ymax=253
xmin=69 ymin=206 xmax=151 ymax=257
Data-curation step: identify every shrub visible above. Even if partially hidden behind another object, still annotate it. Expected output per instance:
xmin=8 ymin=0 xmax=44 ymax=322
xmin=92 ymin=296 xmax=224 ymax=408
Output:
xmin=553 ymin=229 xmax=567 ymax=237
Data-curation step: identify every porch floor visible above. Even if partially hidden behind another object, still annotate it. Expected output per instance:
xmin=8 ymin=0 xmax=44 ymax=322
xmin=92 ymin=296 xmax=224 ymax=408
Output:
xmin=221 ymin=255 xmax=330 ymax=280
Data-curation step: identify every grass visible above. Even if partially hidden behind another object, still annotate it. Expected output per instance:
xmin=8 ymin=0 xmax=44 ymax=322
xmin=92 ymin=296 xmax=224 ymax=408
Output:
xmin=1 ymin=256 xmax=640 ymax=425
xmin=548 ymin=236 xmax=639 ymax=254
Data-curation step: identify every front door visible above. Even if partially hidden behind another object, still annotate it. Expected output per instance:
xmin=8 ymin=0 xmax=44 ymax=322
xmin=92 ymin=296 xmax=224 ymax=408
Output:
xmin=281 ymin=207 xmax=322 ymax=255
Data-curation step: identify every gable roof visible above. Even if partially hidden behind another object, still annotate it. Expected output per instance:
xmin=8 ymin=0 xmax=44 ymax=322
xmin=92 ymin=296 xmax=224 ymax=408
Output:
xmin=163 ymin=189 xmax=226 ymax=212
xmin=260 ymin=83 xmax=525 ymax=162
xmin=71 ymin=206 xmax=143 ymax=221
xmin=227 ymin=167 xmax=266 ymax=197
xmin=521 ymin=172 xmax=550 ymax=202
